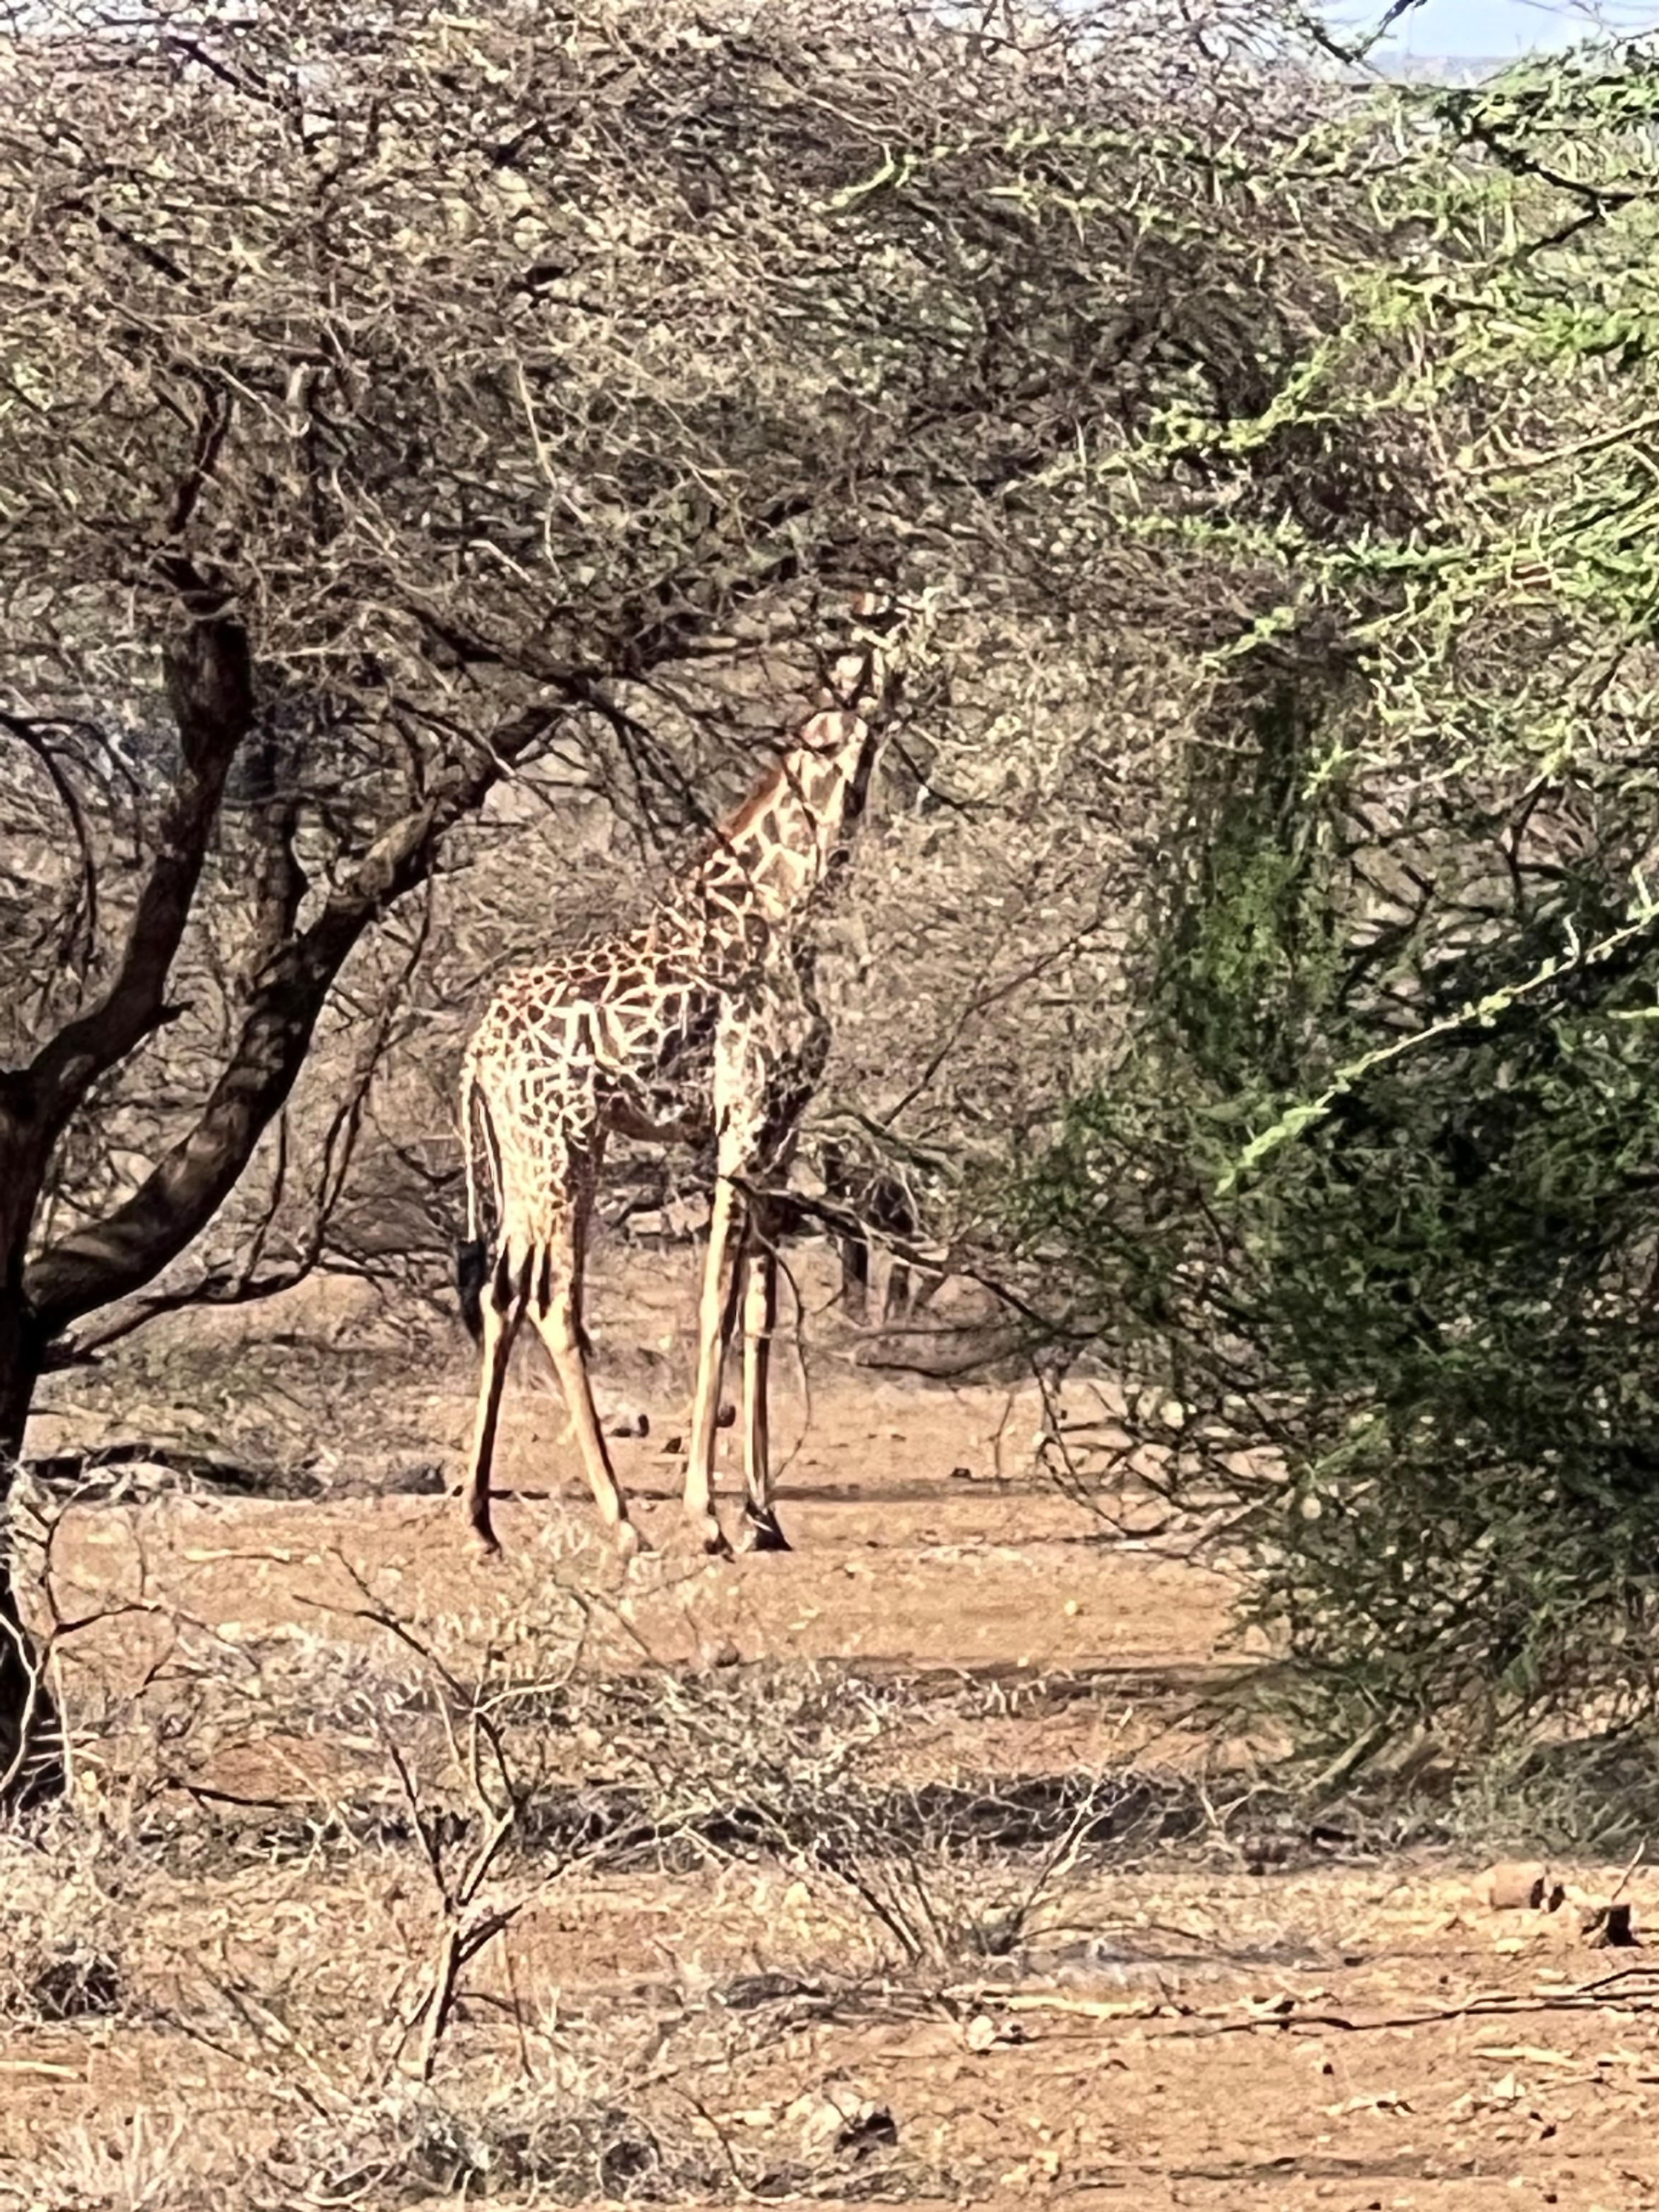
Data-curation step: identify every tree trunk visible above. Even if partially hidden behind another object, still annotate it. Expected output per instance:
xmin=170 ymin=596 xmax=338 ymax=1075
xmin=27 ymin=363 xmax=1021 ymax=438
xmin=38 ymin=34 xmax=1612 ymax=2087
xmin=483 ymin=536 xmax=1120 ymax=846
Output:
xmin=0 ymin=1102 xmax=60 ymax=1807
xmin=0 ymin=1458 xmax=57 ymax=1810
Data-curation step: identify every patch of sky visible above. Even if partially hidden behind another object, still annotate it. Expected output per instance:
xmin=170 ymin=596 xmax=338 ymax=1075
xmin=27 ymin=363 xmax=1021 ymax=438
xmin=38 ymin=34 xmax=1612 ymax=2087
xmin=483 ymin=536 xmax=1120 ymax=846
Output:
xmin=1324 ymin=0 xmax=1659 ymax=74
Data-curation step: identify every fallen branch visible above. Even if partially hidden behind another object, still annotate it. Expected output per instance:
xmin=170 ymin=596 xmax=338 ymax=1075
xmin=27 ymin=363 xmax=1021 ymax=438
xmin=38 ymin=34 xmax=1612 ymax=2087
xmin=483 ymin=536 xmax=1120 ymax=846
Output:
xmin=958 ymin=1961 xmax=1659 ymax=2043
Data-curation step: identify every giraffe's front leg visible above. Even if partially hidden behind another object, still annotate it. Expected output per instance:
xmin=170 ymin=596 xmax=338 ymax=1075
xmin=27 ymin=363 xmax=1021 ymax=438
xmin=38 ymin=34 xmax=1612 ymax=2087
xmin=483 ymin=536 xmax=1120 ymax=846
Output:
xmin=687 ymin=996 xmax=822 ymax=1555
xmin=682 ymin=1173 xmax=741 ymax=1556
xmin=736 ymin=1213 xmax=789 ymax=1553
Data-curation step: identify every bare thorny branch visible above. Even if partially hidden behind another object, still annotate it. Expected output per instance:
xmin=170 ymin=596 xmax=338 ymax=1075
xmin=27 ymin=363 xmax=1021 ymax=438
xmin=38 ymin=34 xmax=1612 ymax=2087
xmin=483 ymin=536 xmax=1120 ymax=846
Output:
xmin=2 ymin=0 xmax=1320 ymax=1456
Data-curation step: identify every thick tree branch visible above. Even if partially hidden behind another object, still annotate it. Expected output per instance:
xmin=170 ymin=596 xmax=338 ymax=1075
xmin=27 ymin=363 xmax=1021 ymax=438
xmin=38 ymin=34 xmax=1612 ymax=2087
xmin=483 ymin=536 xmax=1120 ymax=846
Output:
xmin=25 ymin=604 xmax=255 ymax=1131
xmin=25 ymin=705 xmax=557 ymax=1339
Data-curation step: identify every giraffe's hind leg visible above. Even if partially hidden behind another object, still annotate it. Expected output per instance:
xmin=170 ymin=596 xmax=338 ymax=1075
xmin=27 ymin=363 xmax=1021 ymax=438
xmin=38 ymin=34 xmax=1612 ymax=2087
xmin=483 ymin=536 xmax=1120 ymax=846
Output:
xmin=463 ymin=1248 xmax=529 ymax=1558
xmin=527 ymin=1207 xmax=641 ymax=1560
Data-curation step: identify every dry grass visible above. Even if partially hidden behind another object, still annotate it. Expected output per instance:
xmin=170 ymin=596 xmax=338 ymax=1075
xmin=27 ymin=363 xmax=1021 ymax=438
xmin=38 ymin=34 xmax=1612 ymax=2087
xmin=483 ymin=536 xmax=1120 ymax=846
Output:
xmin=0 ymin=1537 xmax=1207 ymax=2208
xmin=14 ymin=1314 xmax=1659 ymax=2209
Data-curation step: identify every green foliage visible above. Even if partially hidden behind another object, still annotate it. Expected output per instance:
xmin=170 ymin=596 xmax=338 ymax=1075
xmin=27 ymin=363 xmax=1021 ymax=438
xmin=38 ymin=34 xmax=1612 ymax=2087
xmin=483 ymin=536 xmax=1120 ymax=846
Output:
xmin=1023 ymin=718 xmax=1659 ymax=1759
xmin=1014 ymin=40 xmax=1659 ymax=1768
xmin=1165 ymin=681 xmax=1346 ymax=1096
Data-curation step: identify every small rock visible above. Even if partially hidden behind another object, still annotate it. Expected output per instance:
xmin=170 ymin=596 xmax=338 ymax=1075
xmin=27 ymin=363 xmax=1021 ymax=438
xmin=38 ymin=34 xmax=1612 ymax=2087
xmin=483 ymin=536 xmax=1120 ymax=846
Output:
xmin=791 ymin=2089 xmax=896 ymax=2158
xmin=838 ymin=2102 xmax=898 ymax=2157
xmin=705 ymin=1639 xmax=742 ymax=1669
xmin=384 ymin=1462 xmax=447 ymax=1497
xmin=1485 ymin=1861 xmax=1549 ymax=1911
xmin=1581 ymin=1899 xmax=1638 ymax=1948
xmin=1242 ymin=1836 xmax=1295 ymax=1875
xmin=608 ymin=1412 xmax=651 ymax=1438
xmin=790 ymin=2094 xmax=845 ymax=2154
xmin=716 ymin=1401 xmax=737 ymax=1430
xmin=661 ymin=1433 xmax=685 ymax=1457
xmin=949 ymin=1464 xmax=975 ymax=1481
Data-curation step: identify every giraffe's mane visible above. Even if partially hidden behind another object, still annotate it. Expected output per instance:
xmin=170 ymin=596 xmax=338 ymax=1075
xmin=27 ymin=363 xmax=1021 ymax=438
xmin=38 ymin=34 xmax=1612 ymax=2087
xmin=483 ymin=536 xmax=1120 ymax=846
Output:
xmin=715 ymin=749 xmax=798 ymax=848
xmin=667 ymin=746 xmax=801 ymax=890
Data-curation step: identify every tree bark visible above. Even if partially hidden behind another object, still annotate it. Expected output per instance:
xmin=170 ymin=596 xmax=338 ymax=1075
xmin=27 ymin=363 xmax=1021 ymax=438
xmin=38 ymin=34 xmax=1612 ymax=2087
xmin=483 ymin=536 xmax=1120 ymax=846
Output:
xmin=0 ymin=1100 xmax=58 ymax=1804
xmin=29 ymin=600 xmax=255 ymax=1140
xmin=0 ymin=592 xmax=256 ymax=1802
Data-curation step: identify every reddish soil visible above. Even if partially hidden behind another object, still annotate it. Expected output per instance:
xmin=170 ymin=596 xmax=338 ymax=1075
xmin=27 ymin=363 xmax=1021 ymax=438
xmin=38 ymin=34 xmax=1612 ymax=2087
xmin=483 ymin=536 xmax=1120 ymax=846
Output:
xmin=4 ymin=1306 xmax=1658 ymax=2209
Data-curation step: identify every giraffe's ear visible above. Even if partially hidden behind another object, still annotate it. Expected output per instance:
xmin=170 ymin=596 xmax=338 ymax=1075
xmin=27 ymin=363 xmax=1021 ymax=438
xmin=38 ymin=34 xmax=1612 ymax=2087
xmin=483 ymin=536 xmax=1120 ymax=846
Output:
xmin=798 ymin=706 xmax=861 ymax=753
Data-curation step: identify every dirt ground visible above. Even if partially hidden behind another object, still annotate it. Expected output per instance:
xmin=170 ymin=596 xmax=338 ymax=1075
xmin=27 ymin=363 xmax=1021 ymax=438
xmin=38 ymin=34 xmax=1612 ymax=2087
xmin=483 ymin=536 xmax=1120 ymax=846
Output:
xmin=6 ymin=1262 xmax=1659 ymax=2210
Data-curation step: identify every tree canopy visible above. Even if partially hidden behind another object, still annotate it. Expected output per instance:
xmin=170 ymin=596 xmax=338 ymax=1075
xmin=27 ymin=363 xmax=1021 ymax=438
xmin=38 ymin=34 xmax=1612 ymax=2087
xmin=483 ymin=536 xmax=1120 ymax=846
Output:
xmin=1017 ymin=36 xmax=1659 ymax=1783
xmin=0 ymin=0 xmax=1361 ymax=1787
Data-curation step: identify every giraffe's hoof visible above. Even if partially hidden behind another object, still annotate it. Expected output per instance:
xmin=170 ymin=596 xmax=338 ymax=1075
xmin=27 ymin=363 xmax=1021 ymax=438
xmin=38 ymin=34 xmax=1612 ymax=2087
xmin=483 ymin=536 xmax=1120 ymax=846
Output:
xmin=692 ymin=1516 xmax=733 ymax=1560
xmin=470 ymin=1528 xmax=504 ymax=1562
xmin=737 ymin=1513 xmax=792 ymax=1554
xmin=614 ymin=1521 xmax=647 ymax=1563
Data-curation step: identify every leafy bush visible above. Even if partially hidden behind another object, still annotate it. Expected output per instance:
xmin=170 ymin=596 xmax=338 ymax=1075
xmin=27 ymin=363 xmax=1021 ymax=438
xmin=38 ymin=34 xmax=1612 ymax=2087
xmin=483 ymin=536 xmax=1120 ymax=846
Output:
xmin=1018 ymin=44 xmax=1659 ymax=1769
xmin=1024 ymin=709 xmax=1659 ymax=1763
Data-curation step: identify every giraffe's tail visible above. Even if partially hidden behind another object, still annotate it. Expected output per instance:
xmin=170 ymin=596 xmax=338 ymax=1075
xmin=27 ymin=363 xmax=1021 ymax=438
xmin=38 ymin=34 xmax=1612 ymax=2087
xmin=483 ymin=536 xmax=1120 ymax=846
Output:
xmin=456 ymin=1068 xmax=501 ymax=1345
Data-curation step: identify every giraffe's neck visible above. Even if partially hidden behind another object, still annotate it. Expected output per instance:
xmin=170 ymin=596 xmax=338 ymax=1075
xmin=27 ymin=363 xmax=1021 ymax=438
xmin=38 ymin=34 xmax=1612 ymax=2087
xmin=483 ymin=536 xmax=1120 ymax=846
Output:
xmin=663 ymin=634 xmax=895 ymax=957
xmin=695 ymin=736 xmax=872 ymax=935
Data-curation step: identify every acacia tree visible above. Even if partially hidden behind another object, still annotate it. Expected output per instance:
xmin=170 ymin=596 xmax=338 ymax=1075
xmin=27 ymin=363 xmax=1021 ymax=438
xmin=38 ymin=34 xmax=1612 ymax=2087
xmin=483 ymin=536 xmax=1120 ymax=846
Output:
xmin=1017 ymin=43 xmax=1659 ymax=1774
xmin=1 ymin=0 xmax=1353 ymax=1781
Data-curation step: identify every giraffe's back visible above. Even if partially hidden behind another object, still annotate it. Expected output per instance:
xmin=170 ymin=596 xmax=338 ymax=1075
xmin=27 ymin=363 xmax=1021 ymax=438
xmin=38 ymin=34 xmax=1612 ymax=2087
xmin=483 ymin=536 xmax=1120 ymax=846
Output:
xmin=463 ymin=939 xmax=729 ymax=1150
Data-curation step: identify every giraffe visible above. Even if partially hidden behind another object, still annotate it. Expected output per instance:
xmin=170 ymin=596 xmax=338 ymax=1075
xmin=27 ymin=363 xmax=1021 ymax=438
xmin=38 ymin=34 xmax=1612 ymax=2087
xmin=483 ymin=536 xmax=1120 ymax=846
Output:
xmin=454 ymin=595 xmax=918 ymax=1560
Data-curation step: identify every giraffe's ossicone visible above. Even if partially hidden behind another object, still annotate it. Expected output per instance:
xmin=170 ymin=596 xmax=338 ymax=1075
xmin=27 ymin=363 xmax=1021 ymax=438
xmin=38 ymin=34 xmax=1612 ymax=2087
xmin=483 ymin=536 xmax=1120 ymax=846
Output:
xmin=454 ymin=595 xmax=922 ymax=1558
